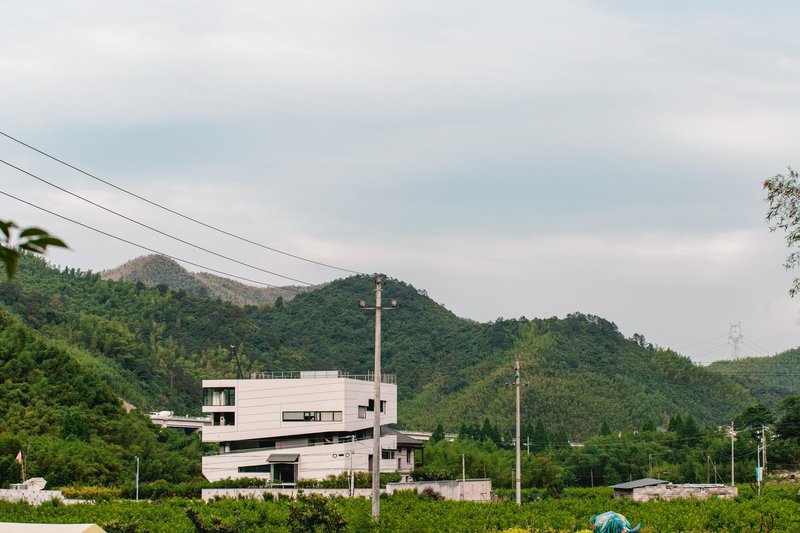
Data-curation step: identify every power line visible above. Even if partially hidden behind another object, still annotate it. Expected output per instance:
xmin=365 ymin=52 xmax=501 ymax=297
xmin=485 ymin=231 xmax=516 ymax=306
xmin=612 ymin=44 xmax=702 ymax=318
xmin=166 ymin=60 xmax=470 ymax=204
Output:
xmin=0 ymin=130 xmax=366 ymax=276
xmin=1 ymin=158 xmax=313 ymax=286
xmin=0 ymin=189 xmax=306 ymax=292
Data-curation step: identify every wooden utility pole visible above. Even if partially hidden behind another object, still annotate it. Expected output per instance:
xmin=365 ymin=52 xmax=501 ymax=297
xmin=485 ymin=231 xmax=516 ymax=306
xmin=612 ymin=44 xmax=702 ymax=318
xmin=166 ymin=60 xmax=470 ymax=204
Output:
xmin=515 ymin=354 xmax=521 ymax=506
xmin=359 ymin=276 xmax=397 ymax=521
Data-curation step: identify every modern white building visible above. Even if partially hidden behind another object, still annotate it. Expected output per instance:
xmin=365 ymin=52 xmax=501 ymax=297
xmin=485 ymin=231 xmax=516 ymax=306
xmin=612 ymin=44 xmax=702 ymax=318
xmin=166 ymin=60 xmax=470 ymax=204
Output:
xmin=201 ymin=371 xmax=420 ymax=483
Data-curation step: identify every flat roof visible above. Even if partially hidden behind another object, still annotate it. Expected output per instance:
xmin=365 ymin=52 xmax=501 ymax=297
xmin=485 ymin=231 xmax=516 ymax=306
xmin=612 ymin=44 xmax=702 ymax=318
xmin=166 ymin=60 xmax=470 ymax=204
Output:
xmin=611 ymin=478 xmax=670 ymax=490
xmin=268 ymin=454 xmax=299 ymax=463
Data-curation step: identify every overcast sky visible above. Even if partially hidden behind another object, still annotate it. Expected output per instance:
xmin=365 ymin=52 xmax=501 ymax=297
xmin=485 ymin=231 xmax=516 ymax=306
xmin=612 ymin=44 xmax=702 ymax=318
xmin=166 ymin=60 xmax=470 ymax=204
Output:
xmin=2 ymin=1 xmax=798 ymax=361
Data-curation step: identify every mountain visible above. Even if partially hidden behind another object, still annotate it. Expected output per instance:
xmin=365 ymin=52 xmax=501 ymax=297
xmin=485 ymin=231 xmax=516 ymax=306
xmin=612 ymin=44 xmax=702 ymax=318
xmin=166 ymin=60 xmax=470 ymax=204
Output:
xmin=707 ymin=348 xmax=800 ymax=410
xmin=101 ymin=254 xmax=311 ymax=306
xmin=0 ymin=254 xmax=768 ymax=443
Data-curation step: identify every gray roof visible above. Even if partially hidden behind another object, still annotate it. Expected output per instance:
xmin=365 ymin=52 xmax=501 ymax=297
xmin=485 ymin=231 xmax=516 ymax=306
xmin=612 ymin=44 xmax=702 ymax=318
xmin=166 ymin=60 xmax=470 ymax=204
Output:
xmin=611 ymin=478 xmax=669 ymax=490
xmin=268 ymin=453 xmax=299 ymax=463
xmin=381 ymin=426 xmax=424 ymax=447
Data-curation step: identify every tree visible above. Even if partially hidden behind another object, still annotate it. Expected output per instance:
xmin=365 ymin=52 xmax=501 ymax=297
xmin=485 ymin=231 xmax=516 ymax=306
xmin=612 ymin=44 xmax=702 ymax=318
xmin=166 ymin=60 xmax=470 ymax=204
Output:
xmin=777 ymin=396 xmax=800 ymax=441
xmin=0 ymin=220 xmax=66 ymax=280
xmin=764 ymin=168 xmax=800 ymax=296
xmin=600 ymin=421 xmax=611 ymax=436
xmin=430 ymin=423 xmax=445 ymax=443
xmin=734 ymin=404 xmax=775 ymax=434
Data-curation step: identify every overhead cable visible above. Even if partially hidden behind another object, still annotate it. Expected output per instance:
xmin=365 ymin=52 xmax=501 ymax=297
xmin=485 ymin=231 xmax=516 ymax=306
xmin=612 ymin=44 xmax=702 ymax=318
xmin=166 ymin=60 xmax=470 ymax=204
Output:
xmin=1 ymin=158 xmax=312 ymax=286
xmin=0 ymin=189 xmax=307 ymax=292
xmin=0 ymin=130 xmax=366 ymax=275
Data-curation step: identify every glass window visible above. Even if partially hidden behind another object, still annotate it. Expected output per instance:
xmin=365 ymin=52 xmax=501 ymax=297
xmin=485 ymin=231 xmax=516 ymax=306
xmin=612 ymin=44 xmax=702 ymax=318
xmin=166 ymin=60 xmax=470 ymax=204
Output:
xmin=282 ymin=411 xmax=342 ymax=422
xmin=238 ymin=464 xmax=270 ymax=473
xmin=367 ymin=400 xmax=387 ymax=413
xmin=358 ymin=406 xmax=367 ymax=419
xmin=203 ymin=387 xmax=235 ymax=406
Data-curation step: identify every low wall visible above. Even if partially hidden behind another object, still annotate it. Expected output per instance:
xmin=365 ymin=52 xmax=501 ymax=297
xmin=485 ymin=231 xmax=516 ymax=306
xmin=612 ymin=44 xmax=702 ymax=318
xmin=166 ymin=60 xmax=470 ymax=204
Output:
xmin=386 ymin=479 xmax=492 ymax=502
xmin=629 ymin=484 xmax=737 ymax=502
xmin=202 ymin=487 xmax=374 ymax=501
xmin=0 ymin=489 xmax=63 ymax=506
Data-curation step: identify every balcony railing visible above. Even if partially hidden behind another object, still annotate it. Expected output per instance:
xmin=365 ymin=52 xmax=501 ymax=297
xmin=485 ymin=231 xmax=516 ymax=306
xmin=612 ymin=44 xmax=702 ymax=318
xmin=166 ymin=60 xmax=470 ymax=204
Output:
xmin=250 ymin=370 xmax=396 ymax=384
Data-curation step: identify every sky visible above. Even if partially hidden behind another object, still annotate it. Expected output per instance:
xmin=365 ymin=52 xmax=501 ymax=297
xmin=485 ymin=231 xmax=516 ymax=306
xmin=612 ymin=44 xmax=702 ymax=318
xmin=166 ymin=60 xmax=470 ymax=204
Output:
xmin=2 ymin=1 xmax=799 ymax=362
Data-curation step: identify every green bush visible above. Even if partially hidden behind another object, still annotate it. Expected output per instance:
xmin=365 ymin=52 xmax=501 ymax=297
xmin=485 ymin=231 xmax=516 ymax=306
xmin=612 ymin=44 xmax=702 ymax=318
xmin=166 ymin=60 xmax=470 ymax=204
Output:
xmin=287 ymin=493 xmax=347 ymax=533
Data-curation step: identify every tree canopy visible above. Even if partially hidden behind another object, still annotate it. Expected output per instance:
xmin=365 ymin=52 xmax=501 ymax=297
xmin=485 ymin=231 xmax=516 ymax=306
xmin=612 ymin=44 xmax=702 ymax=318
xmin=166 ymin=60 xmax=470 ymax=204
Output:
xmin=764 ymin=167 xmax=800 ymax=296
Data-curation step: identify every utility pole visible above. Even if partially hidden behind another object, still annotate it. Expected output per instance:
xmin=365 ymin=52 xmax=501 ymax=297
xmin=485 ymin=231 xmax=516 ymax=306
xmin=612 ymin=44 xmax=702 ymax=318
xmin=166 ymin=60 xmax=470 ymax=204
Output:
xmin=135 ymin=456 xmax=140 ymax=501
xmin=359 ymin=276 xmax=396 ymax=521
xmin=515 ymin=353 xmax=522 ymax=506
xmin=728 ymin=421 xmax=736 ymax=487
xmin=524 ymin=437 xmax=531 ymax=455
xmin=756 ymin=425 xmax=767 ymax=495
xmin=648 ymin=454 xmax=652 ymax=478
xmin=230 ymin=344 xmax=243 ymax=380
xmin=461 ymin=454 xmax=466 ymax=501
xmin=707 ymin=455 xmax=710 ymax=484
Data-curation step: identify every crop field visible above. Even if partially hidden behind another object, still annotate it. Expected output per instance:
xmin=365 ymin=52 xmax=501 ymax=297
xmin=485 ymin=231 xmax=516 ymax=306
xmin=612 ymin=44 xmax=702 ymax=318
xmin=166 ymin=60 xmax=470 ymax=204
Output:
xmin=1 ymin=486 xmax=799 ymax=532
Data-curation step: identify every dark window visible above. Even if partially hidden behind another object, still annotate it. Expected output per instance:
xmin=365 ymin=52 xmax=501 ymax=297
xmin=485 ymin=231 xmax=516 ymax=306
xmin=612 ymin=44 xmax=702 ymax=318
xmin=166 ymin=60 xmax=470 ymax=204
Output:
xmin=282 ymin=411 xmax=342 ymax=422
xmin=238 ymin=464 xmax=270 ymax=473
xmin=203 ymin=387 xmax=235 ymax=406
xmin=382 ymin=450 xmax=395 ymax=460
xmin=213 ymin=412 xmax=235 ymax=426
xmin=367 ymin=400 xmax=387 ymax=413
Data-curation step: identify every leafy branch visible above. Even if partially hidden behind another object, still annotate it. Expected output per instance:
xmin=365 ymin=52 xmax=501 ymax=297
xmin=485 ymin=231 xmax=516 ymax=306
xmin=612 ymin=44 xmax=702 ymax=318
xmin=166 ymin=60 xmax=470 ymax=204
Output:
xmin=0 ymin=219 xmax=67 ymax=280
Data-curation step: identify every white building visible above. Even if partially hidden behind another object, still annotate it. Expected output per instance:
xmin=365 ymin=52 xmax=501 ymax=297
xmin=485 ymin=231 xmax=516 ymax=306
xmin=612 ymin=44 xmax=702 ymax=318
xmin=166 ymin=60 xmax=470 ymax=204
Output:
xmin=201 ymin=371 xmax=419 ymax=483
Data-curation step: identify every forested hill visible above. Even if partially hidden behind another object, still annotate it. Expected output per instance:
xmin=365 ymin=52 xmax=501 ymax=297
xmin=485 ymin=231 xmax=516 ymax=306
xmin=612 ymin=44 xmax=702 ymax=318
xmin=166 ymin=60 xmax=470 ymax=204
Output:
xmin=101 ymin=254 xmax=310 ymax=306
xmin=1 ymin=254 xmax=761 ymax=440
xmin=707 ymin=348 xmax=800 ymax=410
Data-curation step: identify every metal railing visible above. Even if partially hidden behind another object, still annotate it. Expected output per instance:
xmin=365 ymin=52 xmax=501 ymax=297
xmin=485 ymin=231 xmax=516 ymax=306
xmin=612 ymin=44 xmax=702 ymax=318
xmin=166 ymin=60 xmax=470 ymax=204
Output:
xmin=250 ymin=371 xmax=396 ymax=384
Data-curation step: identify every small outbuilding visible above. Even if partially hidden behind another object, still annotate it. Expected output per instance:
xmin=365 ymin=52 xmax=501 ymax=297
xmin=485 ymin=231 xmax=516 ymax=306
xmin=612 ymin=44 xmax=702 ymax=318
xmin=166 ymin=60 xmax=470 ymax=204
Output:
xmin=612 ymin=478 xmax=737 ymax=502
xmin=611 ymin=478 xmax=669 ymax=499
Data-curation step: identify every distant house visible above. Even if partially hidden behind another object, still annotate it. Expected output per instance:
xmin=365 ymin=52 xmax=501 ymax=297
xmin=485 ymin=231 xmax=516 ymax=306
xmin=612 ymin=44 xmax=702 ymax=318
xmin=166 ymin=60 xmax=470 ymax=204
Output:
xmin=612 ymin=478 xmax=737 ymax=501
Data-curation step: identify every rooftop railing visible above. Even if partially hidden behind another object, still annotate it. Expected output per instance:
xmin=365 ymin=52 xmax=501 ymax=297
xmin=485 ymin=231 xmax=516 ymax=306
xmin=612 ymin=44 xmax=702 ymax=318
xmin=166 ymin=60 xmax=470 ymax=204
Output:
xmin=249 ymin=371 xmax=396 ymax=384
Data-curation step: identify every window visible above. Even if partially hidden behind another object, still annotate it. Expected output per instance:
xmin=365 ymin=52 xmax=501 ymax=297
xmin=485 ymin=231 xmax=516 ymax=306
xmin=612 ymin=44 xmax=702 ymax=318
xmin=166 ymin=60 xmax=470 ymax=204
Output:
xmin=382 ymin=450 xmax=395 ymax=460
xmin=367 ymin=400 xmax=387 ymax=413
xmin=282 ymin=411 xmax=342 ymax=422
xmin=238 ymin=464 xmax=270 ymax=473
xmin=203 ymin=387 xmax=235 ymax=406
xmin=213 ymin=412 xmax=235 ymax=426
xmin=358 ymin=406 xmax=367 ymax=419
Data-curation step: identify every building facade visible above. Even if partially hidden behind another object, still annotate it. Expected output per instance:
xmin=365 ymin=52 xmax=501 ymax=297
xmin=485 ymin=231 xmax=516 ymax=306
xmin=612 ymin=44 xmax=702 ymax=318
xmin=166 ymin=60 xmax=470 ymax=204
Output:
xmin=201 ymin=371 xmax=401 ymax=483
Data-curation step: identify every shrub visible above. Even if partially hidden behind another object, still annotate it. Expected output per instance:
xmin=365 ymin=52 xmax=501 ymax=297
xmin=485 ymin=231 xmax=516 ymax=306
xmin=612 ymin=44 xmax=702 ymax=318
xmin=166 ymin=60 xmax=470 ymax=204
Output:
xmin=287 ymin=493 xmax=347 ymax=533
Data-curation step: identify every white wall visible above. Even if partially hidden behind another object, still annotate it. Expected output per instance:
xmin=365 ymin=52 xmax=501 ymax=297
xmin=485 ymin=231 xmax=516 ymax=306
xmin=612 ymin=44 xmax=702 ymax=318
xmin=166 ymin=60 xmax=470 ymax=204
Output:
xmin=202 ymin=434 xmax=398 ymax=482
xmin=202 ymin=377 xmax=397 ymax=443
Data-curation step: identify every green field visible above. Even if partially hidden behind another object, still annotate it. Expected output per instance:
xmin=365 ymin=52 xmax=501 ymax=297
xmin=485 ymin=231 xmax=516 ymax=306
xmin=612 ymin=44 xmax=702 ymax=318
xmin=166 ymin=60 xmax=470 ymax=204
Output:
xmin=1 ymin=486 xmax=799 ymax=532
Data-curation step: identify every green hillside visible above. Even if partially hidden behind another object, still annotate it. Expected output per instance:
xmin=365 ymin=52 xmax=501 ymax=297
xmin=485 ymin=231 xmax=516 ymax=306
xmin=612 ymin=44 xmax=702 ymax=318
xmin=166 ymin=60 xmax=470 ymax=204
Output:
xmin=707 ymin=348 xmax=800 ymax=410
xmin=0 ymin=306 xmax=204 ymax=487
xmin=1 ymin=254 xmax=765 ymax=441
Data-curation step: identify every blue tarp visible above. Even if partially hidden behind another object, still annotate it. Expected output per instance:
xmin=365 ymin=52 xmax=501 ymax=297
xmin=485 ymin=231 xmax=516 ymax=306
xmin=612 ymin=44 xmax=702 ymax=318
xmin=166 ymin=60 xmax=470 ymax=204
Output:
xmin=590 ymin=511 xmax=641 ymax=533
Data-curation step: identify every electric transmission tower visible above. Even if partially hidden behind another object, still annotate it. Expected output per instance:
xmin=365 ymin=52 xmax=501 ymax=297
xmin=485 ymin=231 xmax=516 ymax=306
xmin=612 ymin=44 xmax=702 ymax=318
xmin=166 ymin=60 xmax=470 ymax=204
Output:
xmin=728 ymin=323 xmax=743 ymax=360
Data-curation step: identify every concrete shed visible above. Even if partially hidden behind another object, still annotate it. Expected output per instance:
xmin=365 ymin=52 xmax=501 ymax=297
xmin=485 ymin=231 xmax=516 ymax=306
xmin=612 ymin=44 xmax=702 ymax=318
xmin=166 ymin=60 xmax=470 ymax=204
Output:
xmin=612 ymin=478 xmax=737 ymax=502
xmin=611 ymin=478 xmax=669 ymax=499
